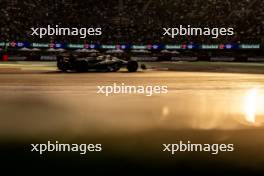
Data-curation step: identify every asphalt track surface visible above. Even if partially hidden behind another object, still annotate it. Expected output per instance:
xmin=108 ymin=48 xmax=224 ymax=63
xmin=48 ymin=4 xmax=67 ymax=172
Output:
xmin=0 ymin=61 xmax=264 ymax=175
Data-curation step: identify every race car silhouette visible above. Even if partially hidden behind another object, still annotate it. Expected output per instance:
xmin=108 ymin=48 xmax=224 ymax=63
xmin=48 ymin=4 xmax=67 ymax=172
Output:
xmin=57 ymin=55 xmax=140 ymax=72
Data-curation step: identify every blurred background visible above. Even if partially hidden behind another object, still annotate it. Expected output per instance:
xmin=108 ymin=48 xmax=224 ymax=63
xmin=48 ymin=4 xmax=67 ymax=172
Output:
xmin=0 ymin=0 xmax=264 ymax=43
xmin=1 ymin=1 xmax=264 ymax=175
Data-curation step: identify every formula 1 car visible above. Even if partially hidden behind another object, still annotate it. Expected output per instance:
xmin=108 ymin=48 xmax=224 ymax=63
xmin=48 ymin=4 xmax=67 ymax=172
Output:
xmin=57 ymin=55 xmax=140 ymax=72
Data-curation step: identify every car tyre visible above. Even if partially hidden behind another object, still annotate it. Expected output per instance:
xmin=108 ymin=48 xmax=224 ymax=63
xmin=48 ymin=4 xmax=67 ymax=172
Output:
xmin=127 ymin=61 xmax=138 ymax=72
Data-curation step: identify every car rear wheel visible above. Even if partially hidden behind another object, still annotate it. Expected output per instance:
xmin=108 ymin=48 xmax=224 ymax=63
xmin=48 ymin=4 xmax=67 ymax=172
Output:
xmin=58 ymin=62 xmax=68 ymax=72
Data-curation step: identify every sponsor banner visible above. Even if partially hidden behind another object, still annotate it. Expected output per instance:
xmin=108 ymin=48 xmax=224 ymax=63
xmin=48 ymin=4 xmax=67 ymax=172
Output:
xmin=0 ymin=41 xmax=262 ymax=50
xmin=165 ymin=45 xmax=182 ymax=49
xmin=131 ymin=45 xmax=148 ymax=50
xmin=101 ymin=45 xmax=116 ymax=49
xmin=239 ymin=44 xmax=260 ymax=49
xmin=201 ymin=44 xmax=219 ymax=49
xmin=67 ymin=44 xmax=84 ymax=49
xmin=32 ymin=43 xmax=50 ymax=48
xmin=0 ymin=42 xmax=6 ymax=47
